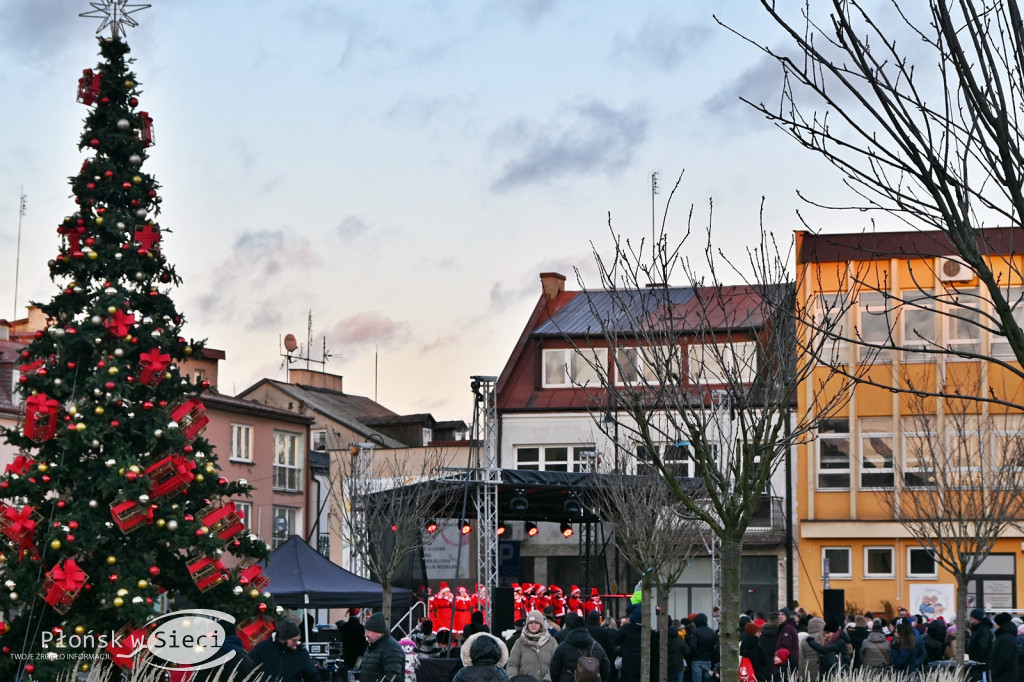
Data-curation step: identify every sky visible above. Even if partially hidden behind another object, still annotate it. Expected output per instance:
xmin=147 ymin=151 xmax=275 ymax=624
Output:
xmin=0 ymin=1 xmax=891 ymax=423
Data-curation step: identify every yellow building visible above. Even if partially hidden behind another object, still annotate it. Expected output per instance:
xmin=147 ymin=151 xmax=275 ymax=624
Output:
xmin=795 ymin=228 xmax=1024 ymax=618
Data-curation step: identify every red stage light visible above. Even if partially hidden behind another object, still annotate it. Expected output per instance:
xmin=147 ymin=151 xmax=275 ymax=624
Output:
xmin=560 ymin=523 xmax=574 ymax=538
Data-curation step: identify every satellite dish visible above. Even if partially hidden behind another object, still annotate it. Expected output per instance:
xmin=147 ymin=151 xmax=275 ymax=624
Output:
xmin=283 ymin=334 xmax=298 ymax=353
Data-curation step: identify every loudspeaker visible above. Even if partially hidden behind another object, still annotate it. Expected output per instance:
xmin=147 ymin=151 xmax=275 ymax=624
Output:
xmin=491 ymin=587 xmax=515 ymax=635
xmin=823 ymin=589 xmax=845 ymax=625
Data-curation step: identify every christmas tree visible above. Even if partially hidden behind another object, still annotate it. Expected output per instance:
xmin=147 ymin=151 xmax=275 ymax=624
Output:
xmin=0 ymin=18 xmax=274 ymax=682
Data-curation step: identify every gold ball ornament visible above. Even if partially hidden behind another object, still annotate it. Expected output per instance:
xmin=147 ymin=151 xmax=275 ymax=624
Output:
xmin=50 ymin=539 xmax=61 ymax=550
xmin=75 ymin=423 xmax=87 ymax=432
xmin=95 ymin=406 xmax=105 ymax=415
xmin=156 ymin=518 xmax=166 ymax=528
xmin=108 ymin=367 xmax=118 ymax=375
xmin=68 ymin=405 xmax=78 ymax=416
xmin=184 ymin=345 xmax=193 ymax=355
xmin=116 ymin=588 xmax=128 ymax=597
xmin=205 ymin=463 xmax=215 ymax=474
xmin=250 ymin=589 xmax=259 ymax=598
xmin=88 ymin=251 xmax=98 ymax=260
xmin=137 ymin=579 xmax=148 ymax=589
xmin=106 ymin=555 xmax=117 ymax=565
xmin=37 ymin=463 xmax=49 ymax=473
xmin=75 ymin=625 xmax=86 ymax=635
xmin=132 ymin=175 xmax=142 ymax=184
xmin=113 ymin=597 xmax=124 ymax=607
xmin=80 ymin=663 xmax=90 ymax=672
xmin=124 ymin=79 xmax=134 ymax=87
xmin=129 ymin=465 xmax=140 ymax=474
xmin=107 ymin=306 xmax=117 ymax=314
xmin=194 ymin=474 xmax=204 ymax=483
xmin=95 ymin=216 xmax=104 ymax=225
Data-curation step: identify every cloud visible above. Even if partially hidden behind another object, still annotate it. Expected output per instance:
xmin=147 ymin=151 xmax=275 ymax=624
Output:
xmin=336 ymin=215 xmax=370 ymax=241
xmin=611 ymin=17 xmax=711 ymax=72
xmin=490 ymin=100 xmax=648 ymax=192
xmin=701 ymin=54 xmax=795 ymax=126
xmin=325 ymin=312 xmax=407 ymax=349
xmin=482 ymin=0 xmax=558 ymax=28
xmin=0 ymin=0 xmax=80 ymax=60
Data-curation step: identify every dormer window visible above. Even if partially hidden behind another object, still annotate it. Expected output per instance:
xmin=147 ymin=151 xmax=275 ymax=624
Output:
xmin=542 ymin=348 xmax=605 ymax=388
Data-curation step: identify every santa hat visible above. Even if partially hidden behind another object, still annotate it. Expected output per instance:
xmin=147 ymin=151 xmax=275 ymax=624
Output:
xmin=513 ymin=583 xmax=521 ymax=591
xmin=590 ymin=588 xmax=600 ymax=597
xmin=571 ymin=585 xmax=581 ymax=595
xmin=535 ymin=584 xmax=547 ymax=594
xmin=523 ymin=583 xmax=535 ymax=594
xmin=440 ymin=582 xmax=450 ymax=592
xmin=549 ymin=584 xmax=560 ymax=593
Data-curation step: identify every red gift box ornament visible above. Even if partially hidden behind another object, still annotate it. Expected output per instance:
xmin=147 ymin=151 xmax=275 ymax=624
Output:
xmin=170 ymin=398 xmax=209 ymax=441
xmin=236 ymin=616 xmax=275 ymax=650
xmin=4 ymin=453 xmax=34 ymax=477
xmin=145 ymin=453 xmax=195 ymax=498
xmin=76 ymin=68 xmax=102 ymax=106
xmin=133 ymin=224 xmax=161 ymax=255
xmin=18 ymin=358 xmax=44 ymax=377
xmin=237 ymin=564 xmax=270 ymax=594
xmin=41 ymin=558 xmax=88 ymax=614
xmin=138 ymin=347 xmax=171 ymax=387
xmin=110 ymin=498 xmax=154 ymax=534
xmin=138 ymin=111 xmax=155 ymax=147
xmin=106 ymin=624 xmax=150 ymax=670
xmin=22 ymin=393 xmax=60 ymax=442
xmin=197 ymin=499 xmax=245 ymax=541
xmin=57 ymin=223 xmax=87 ymax=254
xmin=104 ymin=310 xmax=136 ymax=338
xmin=186 ymin=556 xmax=229 ymax=592
xmin=0 ymin=504 xmax=41 ymax=560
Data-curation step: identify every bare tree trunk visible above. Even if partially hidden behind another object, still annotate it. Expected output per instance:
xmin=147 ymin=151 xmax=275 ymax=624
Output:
xmin=641 ymin=586 xmax=652 ymax=682
xmin=657 ymin=587 xmax=670 ymax=682
xmin=956 ymin=576 xmax=969 ymax=660
xmin=719 ymin=538 xmax=743 ymax=682
xmin=383 ymin=583 xmax=393 ymax=627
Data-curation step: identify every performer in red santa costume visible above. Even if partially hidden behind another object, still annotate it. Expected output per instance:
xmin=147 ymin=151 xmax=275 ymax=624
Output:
xmin=583 ymin=587 xmax=604 ymax=617
xmin=431 ymin=582 xmax=454 ymax=631
xmin=512 ymin=584 xmax=529 ymax=623
xmin=567 ymin=585 xmax=584 ymax=616
xmin=530 ymin=584 xmax=549 ymax=613
xmin=453 ymin=585 xmax=474 ymax=632
xmin=549 ymin=585 xmax=566 ymax=620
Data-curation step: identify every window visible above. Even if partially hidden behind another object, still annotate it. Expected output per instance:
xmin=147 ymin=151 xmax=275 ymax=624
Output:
xmin=943 ymin=287 xmax=981 ymax=355
xmin=636 ymin=442 xmax=692 ymax=478
xmin=945 ymin=416 xmax=983 ymax=488
xmin=422 ymin=428 xmax=433 ymax=446
xmin=902 ymin=423 xmax=938 ymax=488
xmin=312 ymin=429 xmax=328 ymax=451
xmin=818 ymin=418 xmax=850 ymax=489
xmin=865 ymin=547 xmax=895 ymax=578
xmin=194 ymin=368 xmax=207 ymax=383
xmin=614 ymin=346 xmax=679 ymax=385
xmin=688 ymin=341 xmax=757 ymax=384
xmin=857 ymin=292 xmax=893 ymax=362
xmin=234 ymin=501 xmax=252 ymax=532
xmin=901 ymin=290 xmax=936 ymax=359
xmin=992 ymin=286 xmax=1024 ymax=358
xmin=272 ymin=506 xmax=300 ymax=549
xmin=273 ymin=430 xmax=303 ymax=492
xmin=908 ymin=547 xmax=938 ymax=579
xmin=816 ymin=292 xmax=850 ymax=365
xmin=992 ymin=417 xmax=1024 ymax=472
xmin=230 ymin=423 xmax=253 ymax=462
xmin=515 ymin=445 xmax=595 ymax=472
xmin=823 ymin=547 xmax=852 ymax=579
xmin=542 ymin=348 xmax=605 ymax=388
xmin=860 ymin=417 xmax=894 ymax=488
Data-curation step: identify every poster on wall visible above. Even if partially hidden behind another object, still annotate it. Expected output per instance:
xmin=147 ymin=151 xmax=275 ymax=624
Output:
xmin=423 ymin=524 xmax=471 ymax=581
xmin=909 ymin=584 xmax=955 ymax=622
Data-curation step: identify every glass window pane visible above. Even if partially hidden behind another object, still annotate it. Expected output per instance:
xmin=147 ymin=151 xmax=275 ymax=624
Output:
xmin=615 ymin=348 xmax=640 ymax=384
xmin=866 ymin=548 xmax=893 ymax=575
xmin=544 ymin=350 xmax=568 ymax=386
xmin=824 ymin=548 xmax=850 ymax=575
xmin=517 ymin=448 xmax=539 ymax=463
xmin=909 ymin=548 xmax=935 ymax=575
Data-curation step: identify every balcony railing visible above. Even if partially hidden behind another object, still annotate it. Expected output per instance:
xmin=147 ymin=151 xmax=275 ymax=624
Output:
xmin=746 ymin=495 xmax=786 ymax=534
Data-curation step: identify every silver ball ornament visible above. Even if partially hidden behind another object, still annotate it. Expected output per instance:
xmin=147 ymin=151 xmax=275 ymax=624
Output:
xmin=129 ymin=154 xmax=142 ymax=166
xmin=167 ymin=520 xmax=178 ymax=531
xmin=117 ymin=119 xmax=130 ymax=130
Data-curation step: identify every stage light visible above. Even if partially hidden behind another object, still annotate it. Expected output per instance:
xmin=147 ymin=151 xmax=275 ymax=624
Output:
xmin=497 ymin=522 xmax=508 ymax=536
xmin=525 ymin=522 xmax=539 ymax=537
xmin=425 ymin=520 xmax=438 ymax=534
xmin=391 ymin=524 xmax=398 ymax=532
xmin=510 ymin=495 xmax=529 ymax=513
xmin=560 ymin=523 xmax=574 ymax=538
xmin=460 ymin=520 xmax=472 ymax=535
xmin=563 ymin=498 xmax=582 ymax=516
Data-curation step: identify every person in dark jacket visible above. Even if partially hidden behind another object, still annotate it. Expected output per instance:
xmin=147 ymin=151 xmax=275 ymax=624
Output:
xmin=360 ymin=612 xmax=406 ymax=682
xmin=923 ymin=619 xmax=949 ymax=663
xmin=463 ymin=611 xmax=490 ymax=642
xmin=806 ymin=618 xmax=851 ymax=677
xmin=249 ymin=619 xmax=320 ymax=682
xmin=891 ymin=621 xmax=926 ymax=679
xmin=775 ymin=610 xmax=799 ymax=676
xmin=550 ymin=616 xmax=612 ymax=682
xmin=651 ymin=625 xmax=685 ymax=682
xmin=847 ymin=616 xmax=869 ymax=669
xmin=415 ymin=619 xmax=441 ymax=658
xmin=758 ymin=614 xmax=780 ymax=669
xmin=740 ymin=622 xmax=772 ymax=682
xmin=586 ymin=610 xmax=618 ymax=682
xmin=614 ymin=608 xmax=644 ymax=682
xmin=454 ymin=632 xmax=510 ymax=682
xmin=189 ymin=619 xmax=257 ymax=682
xmin=990 ymin=613 xmax=1019 ymax=682
xmin=340 ymin=609 xmax=368 ymax=670
xmin=968 ymin=608 xmax=995 ymax=682
xmin=687 ymin=613 xmax=719 ymax=682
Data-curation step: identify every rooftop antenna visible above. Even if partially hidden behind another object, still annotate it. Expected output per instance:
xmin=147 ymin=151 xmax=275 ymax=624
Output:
xmin=280 ymin=310 xmax=334 ymax=381
xmin=651 ymin=171 xmax=658 ymax=262
xmin=12 ymin=188 xmax=25 ymax=319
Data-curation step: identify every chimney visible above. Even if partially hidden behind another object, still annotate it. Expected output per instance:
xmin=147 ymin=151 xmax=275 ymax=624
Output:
xmin=540 ymin=272 xmax=566 ymax=301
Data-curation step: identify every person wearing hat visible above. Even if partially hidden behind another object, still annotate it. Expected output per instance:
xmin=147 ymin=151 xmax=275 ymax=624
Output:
xmin=249 ymin=619 xmax=319 ymax=682
xmin=550 ymin=615 xmax=611 ymax=682
xmin=686 ymin=613 xmax=719 ymax=682
xmin=567 ymin=586 xmax=584 ymax=617
xmin=967 ymin=607 xmax=994 ymax=682
xmin=584 ymin=588 xmax=604 ymax=618
xmin=740 ymin=622 xmax=771 ymax=682
xmin=775 ymin=609 xmax=799 ymax=676
xmin=454 ymin=632 xmax=510 ymax=682
xmin=508 ymin=610 xmax=557 ymax=682
xmin=433 ymin=583 xmax=455 ymax=632
xmin=513 ymin=584 xmax=529 ymax=623
xmin=340 ymin=609 xmax=369 ymax=670
xmin=360 ymin=612 xmax=406 ymax=682
xmin=806 ymin=617 xmax=851 ymax=677
xmin=990 ymin=612 xmax=1019 ymax=682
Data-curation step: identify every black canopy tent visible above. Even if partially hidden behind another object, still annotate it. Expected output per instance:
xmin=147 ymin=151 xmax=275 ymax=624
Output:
xmin=263 ymin=534 xmax=414 ymax=609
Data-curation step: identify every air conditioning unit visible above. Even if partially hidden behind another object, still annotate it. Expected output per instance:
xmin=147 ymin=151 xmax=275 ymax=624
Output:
xmin=938 ymin=257 xmax=973 ymax=282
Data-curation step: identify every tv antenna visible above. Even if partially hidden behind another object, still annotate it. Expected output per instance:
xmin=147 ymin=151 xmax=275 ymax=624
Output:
xmin=280 ymin=310 xmax=335 ymax=379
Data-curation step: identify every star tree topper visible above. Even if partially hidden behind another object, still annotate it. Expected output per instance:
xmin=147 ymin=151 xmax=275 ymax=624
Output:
xmin=80 ymin=0 xmax=151 ymax=38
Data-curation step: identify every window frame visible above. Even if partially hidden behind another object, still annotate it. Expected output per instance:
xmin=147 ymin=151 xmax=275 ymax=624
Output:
xmin=230 ymin=423 xmax=254 ymax=463
xmin=817 ymin=418 xmax=851 ymax=490
xmin=273 ymin=430 xmax=304 ymax=493
xmin=864 ymin=546 xmax=895 ymax=579
xmin=311 ymin=429 xmax=328 ymax=451
xmin=815 ymin=292 xmax=850 ymax=366
xmin=636 ymin=441 xmax=692 ymax=478
xmin=860 ymin=418 xmax=894 ymax=489
xmin=901 ymin=425 xmax=938 ymax=488
xmin=907 ymin=546 xmax=938 ymax=579
xmin=271 ymin=505 xmax=300 ymax=549
xmin=514 ymin=444 xmax=596 ymax=472
xmin=857 ymin=292 xmax=893 ymax=363
xmin=687 ymin=341 xmax=758 ymax=385
xmin=990 ymin=285 xmax=1024 ymax=359
xmin=900 ymin=290 xmax=937 ymax=360
xmin=234 ymin=500 xmax=253 ymax=533
xmin=822 ymin=546 xmax=852 ymax=580
xmin=541 ymin=348 xmax=606 ymax=388
xmin=942 ymin=286 xmax=982 ymax=356
xmin=613 ymin=345 xmax=678 ymax=386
